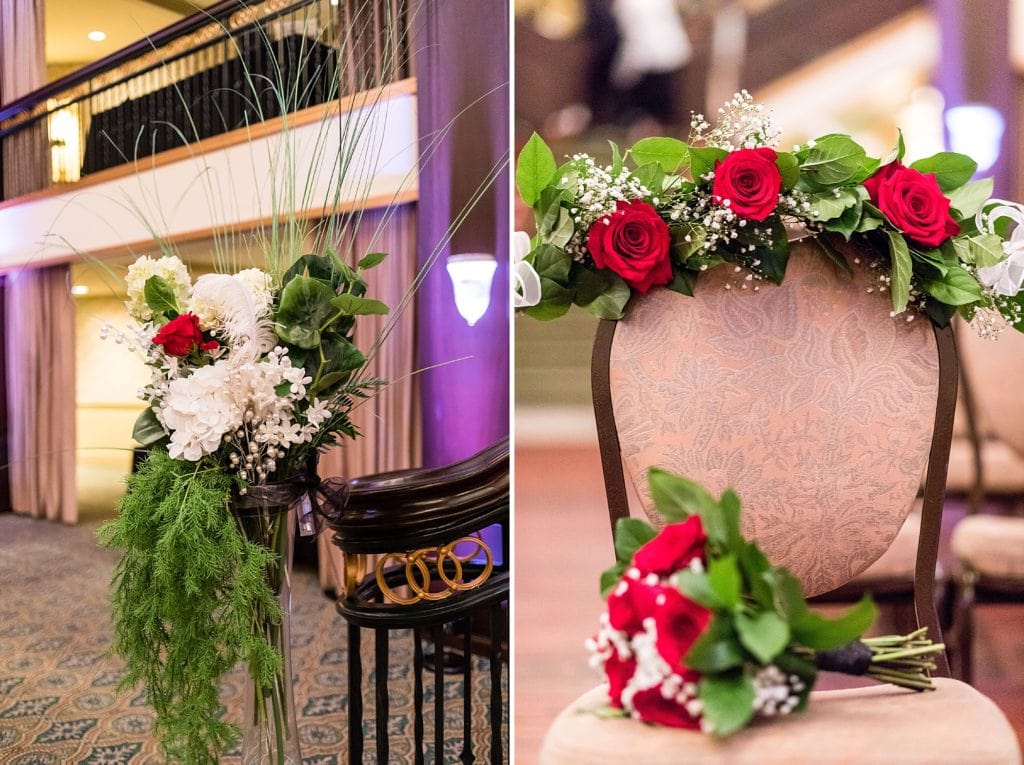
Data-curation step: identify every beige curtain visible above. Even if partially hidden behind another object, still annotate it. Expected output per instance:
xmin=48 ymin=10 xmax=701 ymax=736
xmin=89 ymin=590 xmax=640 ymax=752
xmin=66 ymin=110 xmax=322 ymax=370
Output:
xmin=5 ymin=265 xmax=77 ymax=523
xmin=0 ymin=0 xmax=50 ymax=199
xmin=317 ymin=203 xmax=418 ymax=590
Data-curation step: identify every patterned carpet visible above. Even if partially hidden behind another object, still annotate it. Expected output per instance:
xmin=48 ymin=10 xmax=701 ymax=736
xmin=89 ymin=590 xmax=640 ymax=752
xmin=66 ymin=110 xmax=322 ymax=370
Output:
xmin=0 ymin=515 xmax=508 ymax=764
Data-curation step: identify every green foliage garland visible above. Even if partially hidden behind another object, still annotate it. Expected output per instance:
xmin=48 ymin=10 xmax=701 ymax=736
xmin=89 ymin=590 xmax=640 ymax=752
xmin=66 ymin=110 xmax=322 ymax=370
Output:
xmin=99 ymin=451 xmax=282 ymax=763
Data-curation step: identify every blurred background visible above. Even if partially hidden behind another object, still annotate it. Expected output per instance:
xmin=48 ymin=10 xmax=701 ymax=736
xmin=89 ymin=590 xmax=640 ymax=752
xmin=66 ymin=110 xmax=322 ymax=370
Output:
xmin=514 ymin=1 xmax=1024 ymax=761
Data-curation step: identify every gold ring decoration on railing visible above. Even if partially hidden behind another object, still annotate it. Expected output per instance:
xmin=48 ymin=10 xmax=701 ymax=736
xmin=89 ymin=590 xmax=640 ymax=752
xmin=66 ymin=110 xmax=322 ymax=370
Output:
xmin=373 ymin=535 xmax=495 ymax=606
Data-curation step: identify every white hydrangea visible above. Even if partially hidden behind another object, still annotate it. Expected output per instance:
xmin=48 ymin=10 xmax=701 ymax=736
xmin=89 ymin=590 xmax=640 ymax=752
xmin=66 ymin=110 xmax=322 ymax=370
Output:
xmin=159 ymin=363 xmax=242 ymax=461
xmin=125 ymin=255 xmax=191 ymax=322
xmin=235 ymin=268 xmax=275 ymax=317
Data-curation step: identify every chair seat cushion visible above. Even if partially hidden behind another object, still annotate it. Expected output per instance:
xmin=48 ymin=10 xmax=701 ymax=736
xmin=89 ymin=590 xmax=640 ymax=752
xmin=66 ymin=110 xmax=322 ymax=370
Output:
xmin=952 ymin=515 xmax=1024 ymax=580
xmin=539 ymin=680 xmax=1021 ymax=765
xmin=947 ymin=437 xmax=1024 ymax=494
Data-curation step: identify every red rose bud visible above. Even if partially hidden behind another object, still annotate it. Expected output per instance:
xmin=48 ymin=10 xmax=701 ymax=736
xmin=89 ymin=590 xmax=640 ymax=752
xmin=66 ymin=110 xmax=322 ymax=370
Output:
xmin=863 ymin=162 xmax=960 ymax=248
xmin=712 ymin=147 xmax=783 ymax=221
xmin=152 ymin=313 xmax=219 ymax=357
xmin=607 ymin=576 xmax=663 ymax=635
xmin=604 ymin=651 xmax=637 ymax=709
xmin=632 ymin=516 xmax=707 ymax=578
xmin=653 ymin=587 xmax=712 ymax=670
xmin=586 ymin=199 xmax=672 ymax=294
xmin=631 ymin=682 xmax=703 ymax=730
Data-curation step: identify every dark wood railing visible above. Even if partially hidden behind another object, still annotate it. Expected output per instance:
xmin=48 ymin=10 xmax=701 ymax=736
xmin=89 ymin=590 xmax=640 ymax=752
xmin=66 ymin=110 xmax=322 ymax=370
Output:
xmin=0 ymin=0 xmax=412 ymax=201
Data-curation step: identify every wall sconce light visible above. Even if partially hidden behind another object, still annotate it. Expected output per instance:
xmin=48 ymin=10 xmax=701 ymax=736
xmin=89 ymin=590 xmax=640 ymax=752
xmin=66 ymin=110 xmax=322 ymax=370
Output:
xmin=446 ymin=253 xmax=497 ymax=327
xmin=48 ymin=100 xmax=82 ymax=184
xmin=945 ymin=104 xmax=1005 ymax=174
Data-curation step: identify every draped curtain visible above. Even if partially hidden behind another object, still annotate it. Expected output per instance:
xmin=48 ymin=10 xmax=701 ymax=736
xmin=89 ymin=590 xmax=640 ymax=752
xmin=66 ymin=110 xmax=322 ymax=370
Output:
xmin=0 ymin=0 xmax=50 ymax=200
xmin=317 ymin=204 xmax=418 ymax=591
xmin=5 ymin=266 xmax=77 ymax=523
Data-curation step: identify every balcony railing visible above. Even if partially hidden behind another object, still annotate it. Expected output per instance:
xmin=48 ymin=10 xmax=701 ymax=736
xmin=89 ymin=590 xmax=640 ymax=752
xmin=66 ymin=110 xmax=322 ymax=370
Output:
xmin=0 ymin=0 xmax=411 ymax=202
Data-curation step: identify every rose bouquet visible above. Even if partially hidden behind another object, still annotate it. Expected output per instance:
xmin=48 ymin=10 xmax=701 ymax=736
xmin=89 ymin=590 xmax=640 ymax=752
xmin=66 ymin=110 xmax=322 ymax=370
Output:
xmin=515 ymin=91 xmax=1024 ymax=338
xmin=588 ymin=468 xmax=944 ymax=737
xmin=99 ymin=249 xmax=388 ymax=763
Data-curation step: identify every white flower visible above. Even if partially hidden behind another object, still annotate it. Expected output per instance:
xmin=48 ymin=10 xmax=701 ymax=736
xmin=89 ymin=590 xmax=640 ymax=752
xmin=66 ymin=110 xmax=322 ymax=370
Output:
xmin=976 ymin=201 xmax=1024 ymax=297
xmin=125 ymin=255 xmax=191 ymax=322
xmin=160 ymin=364 xmax=242 ymax=461
xmin=513 ymin=231 xmax=542 ymax=308
xmin=189 ymin=273 xmax=275 ymax=363
xmin=235 ymin=268 xmax=275 ymax=317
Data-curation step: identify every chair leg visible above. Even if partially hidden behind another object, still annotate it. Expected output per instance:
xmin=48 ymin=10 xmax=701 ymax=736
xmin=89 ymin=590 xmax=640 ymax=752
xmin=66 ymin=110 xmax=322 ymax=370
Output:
xmin=433 ymin=623 xmax=446 ymax=764
xmin=349 ymin=622 xmax=363 ymax=763
xmin=414 ymin=628 xmax=425 ymax=765
xmin=375 ymin=628 xmax=390 ymax=765
xmin=953 ymin=575 xmax=978 ymax=684
xmin=461 ymin=616 xmax=475 ymax=765
xmin=489 ymin=605 xmax=504 ymax=765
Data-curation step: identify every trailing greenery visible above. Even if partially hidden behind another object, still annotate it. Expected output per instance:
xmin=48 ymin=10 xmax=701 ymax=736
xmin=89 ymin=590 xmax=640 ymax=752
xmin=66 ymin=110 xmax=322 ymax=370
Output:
xmin=99 ymin=451 xmax=282 ymax=763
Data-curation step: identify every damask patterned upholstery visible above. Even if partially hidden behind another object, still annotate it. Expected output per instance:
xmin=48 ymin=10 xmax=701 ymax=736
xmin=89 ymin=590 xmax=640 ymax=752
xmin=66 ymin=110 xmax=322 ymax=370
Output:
xmin=608 ymin=240 xmax=938 ymax=596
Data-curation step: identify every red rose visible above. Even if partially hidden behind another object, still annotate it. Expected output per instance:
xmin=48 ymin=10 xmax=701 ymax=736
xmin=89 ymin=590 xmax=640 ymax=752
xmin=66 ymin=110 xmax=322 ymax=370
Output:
xmin=863 ymin=162 xmax=960 ymax=248
xmin=653 ymin=588 xmax=712 ymax=670
xmin=152 ymin=313 xmax=219 ymax=357
xmin=604 ymin=651 xmax=637 ymax=708
xmin=632 ymin=516 xmax=707 ymax=578
xmin=587 ymin=200 xmax=672 ymax=294
xmin=712 ymin=147 xmax=783 ymax=221
xmin=607 ymin=577 xmax=661 ymax=635
xmin=631 ymin=682 xmax=702 ymax=730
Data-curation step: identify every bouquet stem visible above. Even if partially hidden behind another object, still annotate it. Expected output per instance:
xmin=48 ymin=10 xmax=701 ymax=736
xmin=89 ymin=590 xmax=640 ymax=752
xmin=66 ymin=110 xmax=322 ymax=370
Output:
xmin=815 ymin=628 xmax=945 ymax=692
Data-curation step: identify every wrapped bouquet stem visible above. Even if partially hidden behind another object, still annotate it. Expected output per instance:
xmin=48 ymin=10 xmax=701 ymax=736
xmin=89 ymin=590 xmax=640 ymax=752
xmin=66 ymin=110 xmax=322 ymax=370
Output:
xmin=588 ymin=468 xmax=945 ymax=736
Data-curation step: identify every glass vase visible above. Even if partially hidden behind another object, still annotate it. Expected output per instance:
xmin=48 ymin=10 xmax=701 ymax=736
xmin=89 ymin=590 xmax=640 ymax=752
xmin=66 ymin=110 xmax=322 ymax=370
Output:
xmin=233 ymin=489 xmax=304 ymax=765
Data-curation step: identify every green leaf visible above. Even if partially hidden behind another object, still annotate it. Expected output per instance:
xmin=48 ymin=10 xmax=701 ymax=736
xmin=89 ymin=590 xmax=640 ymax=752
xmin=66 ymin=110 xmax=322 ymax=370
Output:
xmin=670 ymin=223 xmax=706 ymax=263
xmin=963 ymin=234 xmax=1005 ymax=268
xmin=776 ymin=152 xmax=800 ymax=189
xmin=707 ymin=555 xmax=742 ymax=609
xmin=738 ymin=542 xmax=774 ymax=608
xmin=516 ymin=132 xmax=557 ymax=207
xmin=613 ymin=518 xmax=657 ymax=565
xmin=609 ymin=140 xmax=623 ymax=176
xmin=685 ymin=614 xmax=745 ymax=673
xmin=132 ymin=408 xmax=166 ymax=446
xmin=688 ymin=146 xmax=728 ymax=181
xmin=520 ymin=278 xmax=573 ymax=321
xmin=667 ymin=269 xmax=696 ymax=297
xmin=329 ymin=294 xmax=390 ymax=316
xmin=886 ymin=231 xmax=913 ymax=313
xmin=922 ymin=265 xmax=984 ymax=306
xmin=357 ymin=251 xmax=387 ymax=270
xmin=853 ymin=155 xmax=881 ymax=183
xmin=806 ymin=189 xmax=860 ymax=222
xmin=274 ymin=381 xmax=292 ymax=396
xmin=736 ymin=611 xmax=791 ymax=664
xmin=947 ymin=178 xmax=994 ymax=219
xmin=881 ymin=130 xmax=905 ymax=166
xmin=548 ymin=209 xmax=575 ymax=248
xmin=798 ymin=134 xmax=867 ymax=187
xmin=283 ymin=253 xmax=350 ymax=290
xmin=143 ymin=276 xmax=179 ymax=317
xmin=600 ymin=561 xmax=628 ymax=598
xmin=631 ymin=162 xmax=664 ymax=195
xmin=753 ymin=219 xmax=791 ymax=284
xmin=630 ymin=137 xmax=689 ymax=173
xmin=275 ymin=276 xmax=336 ymax=350
xmin=856 ymin=203 xmax=885 ymax=234
xmin=676 ymin=570 xmax=724 ymax=609
xmin=698 ymin=674 xmax=756 ymax=737
xmin=772 ymin=569 xmax=809 ymax=621
xmin=718 ymin=489 xmax=742 ymax=549
xmin=791 ymin=594 xmax=877 ymax=651
xmin=816 ymin=235 xmax=854 ymax=275
xmin=827 ymin=200 xmax=865 ymax=240
xmin=530 ymin=244 xmax=573 ymax=283
xmin=647 ymin=468 xmax=718 ymax=523
xmin=535 ymin=186 xmax=571 ymax=236
xmin=911 ymin=152 xmax=978 ymax=192
xmin=574 ymin=270 xmax=630 ymax=320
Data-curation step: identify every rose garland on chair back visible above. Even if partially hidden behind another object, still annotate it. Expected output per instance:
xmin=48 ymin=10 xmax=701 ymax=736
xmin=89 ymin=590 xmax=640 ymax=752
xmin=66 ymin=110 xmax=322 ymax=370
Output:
xmin=589 ymin=468 xmax=944 ymax=737
xmin=99 ymin=250 xmax=388 ymax=763
xmin=514 ymin=91 xmax=1024 ymax=339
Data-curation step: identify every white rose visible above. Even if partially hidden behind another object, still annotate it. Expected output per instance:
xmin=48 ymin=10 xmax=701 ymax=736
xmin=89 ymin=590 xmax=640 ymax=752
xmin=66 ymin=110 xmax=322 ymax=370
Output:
xmin=125 ymin=255 xmax=191 ymax=322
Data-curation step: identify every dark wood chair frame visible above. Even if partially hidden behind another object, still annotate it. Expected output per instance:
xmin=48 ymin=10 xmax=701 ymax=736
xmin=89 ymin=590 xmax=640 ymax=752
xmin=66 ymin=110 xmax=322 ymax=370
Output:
xmin=328 ymin=438 xmax=510 ymax=765
xmin=948 ymin=332 xmax=1024 ymax=683
xmin=590 ymin=302 xmax=959 ymax=678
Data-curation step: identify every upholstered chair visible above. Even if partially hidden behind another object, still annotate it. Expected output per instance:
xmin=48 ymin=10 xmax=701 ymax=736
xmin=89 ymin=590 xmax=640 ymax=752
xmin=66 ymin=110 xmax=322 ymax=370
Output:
xmin=538 ymin=238 xmax=1021 ymax=765
xmin=948 ymin=321 xmax=1024 ymax=683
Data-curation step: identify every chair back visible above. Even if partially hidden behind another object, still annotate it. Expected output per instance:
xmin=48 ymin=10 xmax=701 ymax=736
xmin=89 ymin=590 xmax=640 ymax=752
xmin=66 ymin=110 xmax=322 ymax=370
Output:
xmin=593 ymin=238 xmax=956 ymax=664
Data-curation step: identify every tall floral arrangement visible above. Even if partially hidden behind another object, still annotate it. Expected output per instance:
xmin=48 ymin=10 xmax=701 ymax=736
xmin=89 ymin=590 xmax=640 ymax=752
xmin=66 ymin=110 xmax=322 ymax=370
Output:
xmin=515 ymin=91 xmax=1024 ymax=338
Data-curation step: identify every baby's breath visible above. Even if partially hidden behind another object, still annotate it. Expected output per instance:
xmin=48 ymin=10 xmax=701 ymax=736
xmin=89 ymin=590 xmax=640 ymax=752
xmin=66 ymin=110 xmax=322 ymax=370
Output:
xmin=689 ymin=90 xmax=781 ymax=151
xmin=565 ymin=154 xmax=652 ymax=260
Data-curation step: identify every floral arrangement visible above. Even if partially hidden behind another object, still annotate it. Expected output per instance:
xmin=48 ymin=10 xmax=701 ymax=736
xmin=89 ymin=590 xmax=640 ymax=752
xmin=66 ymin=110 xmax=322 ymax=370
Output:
xmin=99 ymin=249 xmax=388 ymax=763
xmin=588 ymin=468 xmax=944 ymax=736
xmin=514 ymin=91 xmax=1024 ymax=338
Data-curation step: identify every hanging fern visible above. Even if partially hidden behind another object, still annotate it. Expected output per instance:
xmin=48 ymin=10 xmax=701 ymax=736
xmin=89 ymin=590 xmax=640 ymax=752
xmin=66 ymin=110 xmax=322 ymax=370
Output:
xmin=99 ymin=451 xmax=283 ymax=763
